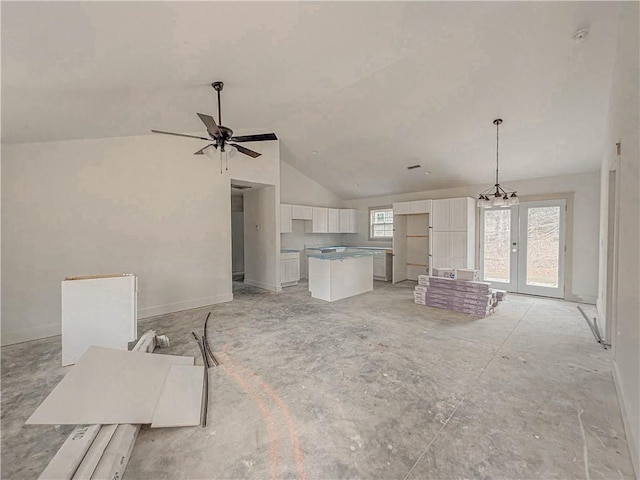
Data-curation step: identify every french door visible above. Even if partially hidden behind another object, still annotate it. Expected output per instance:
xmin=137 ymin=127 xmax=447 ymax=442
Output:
xmin=479 ymin=199 xmax=566 ymax=298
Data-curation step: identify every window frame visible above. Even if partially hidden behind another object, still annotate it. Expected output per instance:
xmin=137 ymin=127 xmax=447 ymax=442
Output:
xmin=369 ymin=206 xmax=394 ymax=241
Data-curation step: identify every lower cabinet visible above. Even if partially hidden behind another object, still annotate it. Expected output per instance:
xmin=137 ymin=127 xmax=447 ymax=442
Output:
xmin=373 ymin=253 xmax=392 ymax=281
xmin=280 ymin=252 xmax=300 ymax=287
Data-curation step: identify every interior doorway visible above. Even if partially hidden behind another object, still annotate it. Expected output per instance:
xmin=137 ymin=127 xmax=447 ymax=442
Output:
xmin=230 ymin=179 xmax=279 ymax=294
xmin=231 ymin=186 xmax=246 ymax=281
xmin=479 ymin=199 xmax=566 ymax=298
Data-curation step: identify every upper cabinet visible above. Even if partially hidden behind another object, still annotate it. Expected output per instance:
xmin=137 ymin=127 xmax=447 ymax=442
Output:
xmin=430 ymin=197 xmax=476 ymax=269
xmin=432 ymin=197 xmax=475 ymax=232
xmin=291 ymin=205 xmax=313 ymax=220
xmin=339 ymin=209 xmax=357 ymax=233
xmin=309 ymin=207 xmax=328 ymax=233
xmin=281 ymin=204 xmax=358 ymax=234
xmin=328 ymin=208 xmax=340 ymax=233
xmin=280 ymin=204 xmax=292 ymax=233
xmin=393 ymin=199 xmax=431 ymax=215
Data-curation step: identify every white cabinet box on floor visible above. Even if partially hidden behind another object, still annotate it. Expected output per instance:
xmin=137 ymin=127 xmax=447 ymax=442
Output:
xmin=61 ymin=274 xmax=137 ymax=366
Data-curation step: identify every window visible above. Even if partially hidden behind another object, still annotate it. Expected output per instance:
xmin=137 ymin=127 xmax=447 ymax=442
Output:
xmin=369 ymin=207 xmax=393 ymax=239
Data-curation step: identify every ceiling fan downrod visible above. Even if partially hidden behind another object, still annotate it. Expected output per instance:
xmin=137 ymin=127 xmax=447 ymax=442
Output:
xmin=212 ymin=82 xmax=223 ymax=126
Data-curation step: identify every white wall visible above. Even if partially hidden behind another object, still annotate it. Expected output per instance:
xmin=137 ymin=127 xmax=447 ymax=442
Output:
xmin=344 ymin=171 xmax=601 ymax=303
xmin=599 ymin=2 xmax=639 ymax=474
xmin=1 ymin=134 xmax=280 ymax=345
xmin=231 ymin=195 xmax=244 ymax=276
xmin=244 ymin=185 xmax=280 ymax=292
xmin=280 ymin=161 xmax=353 ymax=278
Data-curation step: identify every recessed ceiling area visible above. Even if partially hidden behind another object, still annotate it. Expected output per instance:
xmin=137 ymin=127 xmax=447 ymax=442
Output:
xmin=1 ymin=1 xmax=622 ymax=199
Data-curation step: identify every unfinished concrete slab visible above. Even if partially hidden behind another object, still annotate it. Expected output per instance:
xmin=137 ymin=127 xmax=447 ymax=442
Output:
xmin=1 ymin=280 xmax=635 ymax=479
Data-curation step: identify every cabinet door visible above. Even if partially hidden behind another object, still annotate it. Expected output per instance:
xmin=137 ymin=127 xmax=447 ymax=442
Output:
xmin=450 ymin=231 xmax=467 ymax=261
xmin=431 ymin=231 xmax=450 ymax=258
xmin=410 ymin=200 xmax=431 ymax=214
xmin=312 ymin=207 xmax=328 ymax=233
xmin=328 ymin=208 xmax=340 ymax=233
xmin=431 ymin=256 xmax=452 ymax=269
xmin=449 ymin=198 xmax=469 ymax=232
xmin=290 ymin=257 xmax=300 ymax=282
xmin=339 ymin=209 xmax=357 ymax=233
xmin=284 ymin=259 xmax=298 ymax=282
xmin=280 ymin=204 xmax=292 ymax=233
xmin=292 ymin=205 xmax=313 ymax=220
xmin=431 ymin=199 xmax=450 ymax=231
xmin=279 ymin=259 xmax=287 ymax=284
xmin=393 ymin=202 xmax=411 ymax=215
xmin=373 ymin=256 xmax=385 ymax=278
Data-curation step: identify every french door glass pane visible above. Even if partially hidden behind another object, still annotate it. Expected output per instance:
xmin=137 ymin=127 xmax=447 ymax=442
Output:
xmin=483 ymin=209 xmax=511 ymax=282
xmin=526 ymin=206 xmax=560 ymax=287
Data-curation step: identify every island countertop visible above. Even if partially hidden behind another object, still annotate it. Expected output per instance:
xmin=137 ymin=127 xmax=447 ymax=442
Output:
xmin=305 ymin=246 xmax=388 ymax=260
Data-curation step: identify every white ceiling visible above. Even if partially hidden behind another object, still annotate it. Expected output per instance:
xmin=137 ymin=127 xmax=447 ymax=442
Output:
xmin=1 ymin=2 xmax=622 ymax=199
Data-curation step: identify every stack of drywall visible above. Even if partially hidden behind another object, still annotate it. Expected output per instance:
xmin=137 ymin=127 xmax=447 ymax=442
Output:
xmin=422 ymin=276 xmax=502 ymax=317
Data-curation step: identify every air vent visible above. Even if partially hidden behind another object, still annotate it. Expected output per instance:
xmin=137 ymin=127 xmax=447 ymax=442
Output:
xmin=407 ymin=164 xmax=421 ymax=170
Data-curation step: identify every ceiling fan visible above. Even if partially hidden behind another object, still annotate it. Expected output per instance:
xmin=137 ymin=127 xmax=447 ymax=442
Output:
xmin=151 ymin=82 xmax=277 ymax=169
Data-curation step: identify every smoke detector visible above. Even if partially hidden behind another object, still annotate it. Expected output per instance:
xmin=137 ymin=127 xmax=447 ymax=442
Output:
xmin=573 ymin=29 xmax=589 ymax=44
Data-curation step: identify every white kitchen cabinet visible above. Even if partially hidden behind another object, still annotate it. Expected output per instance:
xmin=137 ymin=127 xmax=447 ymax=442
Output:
xmin=328 ymin=208 xmax=340 ymax=233
xmin=432 ymin=199 xmax=450 ymax=231
xmin=280 ymin=252 xmax=300 ymax=287
xmin=429 ymin=199 xmax=476 ymax=270
xmin=393 ymin=200 xmax=431 ymax=215
xmin=433 ymin=197 xmax=475 ymax=232
xmin=393 ymin=202 xmax=411 ymax=215
xmin=339 ymin=209 xmax=357 ymax=233
xmin=292 ymin=205 xmax=313 ymax=220
xmin=280 ymin=204 xmax=292 ymax=233
xmin=373 ymin=252 xmax=392 ymax=281
xmin=306 ymin=207 xmax=328 ymax=233
xmin=432 ymin=231 xmax=450 ymax=258
xmin=449 ymin=197 xmax=470 ymax=231
xmin=410 ymin=200 xmax=431 ymax=214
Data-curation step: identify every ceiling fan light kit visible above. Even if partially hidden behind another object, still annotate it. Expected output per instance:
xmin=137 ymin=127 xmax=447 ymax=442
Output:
xmin=151 ymin=81 xmax=277 ymax=174
xmin=477 ymin=118 xmax=519 ymax=208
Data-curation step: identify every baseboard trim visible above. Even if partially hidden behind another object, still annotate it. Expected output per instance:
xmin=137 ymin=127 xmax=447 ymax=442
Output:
xmin=1 ymin=323 xmax=61 ymax=346
xmin=565 ymin=293 xmax=597 ymax=304
xmin=138 ymin=293 xmax=233 ymax=319
xmin=612 ymin=360 xmax=639 ymax=479
xmin=244 ymin=278 xmax=281 ymax=293
xmin=1 ymin=294 xmax=234 ymax=346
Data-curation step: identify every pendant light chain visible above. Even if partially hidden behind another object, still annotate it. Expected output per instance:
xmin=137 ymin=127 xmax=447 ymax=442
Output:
xmin=477 ymin=118 xmax=518 ymax=208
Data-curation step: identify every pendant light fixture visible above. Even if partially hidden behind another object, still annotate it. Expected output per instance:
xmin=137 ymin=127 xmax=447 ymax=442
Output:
xmin=477 ymin=118 xmax=519 ymax=208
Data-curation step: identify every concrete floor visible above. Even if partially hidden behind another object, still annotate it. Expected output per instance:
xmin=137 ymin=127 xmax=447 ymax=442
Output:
xmin=1 ymin=280 xmax=635 ymax=479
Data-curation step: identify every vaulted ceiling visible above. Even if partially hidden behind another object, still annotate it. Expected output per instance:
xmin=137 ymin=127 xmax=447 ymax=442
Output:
xmin=1 ymin=2 xmax=622 ymax=199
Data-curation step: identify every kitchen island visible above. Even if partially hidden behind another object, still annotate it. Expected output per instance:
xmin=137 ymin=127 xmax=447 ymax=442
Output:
xmin=306 ymin=247 xmax=385 ymax=302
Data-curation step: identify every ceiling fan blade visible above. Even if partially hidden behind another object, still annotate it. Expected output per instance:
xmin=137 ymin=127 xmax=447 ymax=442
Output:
xmin=194 ymin=144 xmax=217 ymax=155
xmin=231 ymin=143 xmax=261 ymax=158
xmin=230 ymin=133 xmax=277 ymax=143
xmin=151 ymin=130 xmax=210 ymax=141
xmin=197 ymin=113 xmax=221 ymax=136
